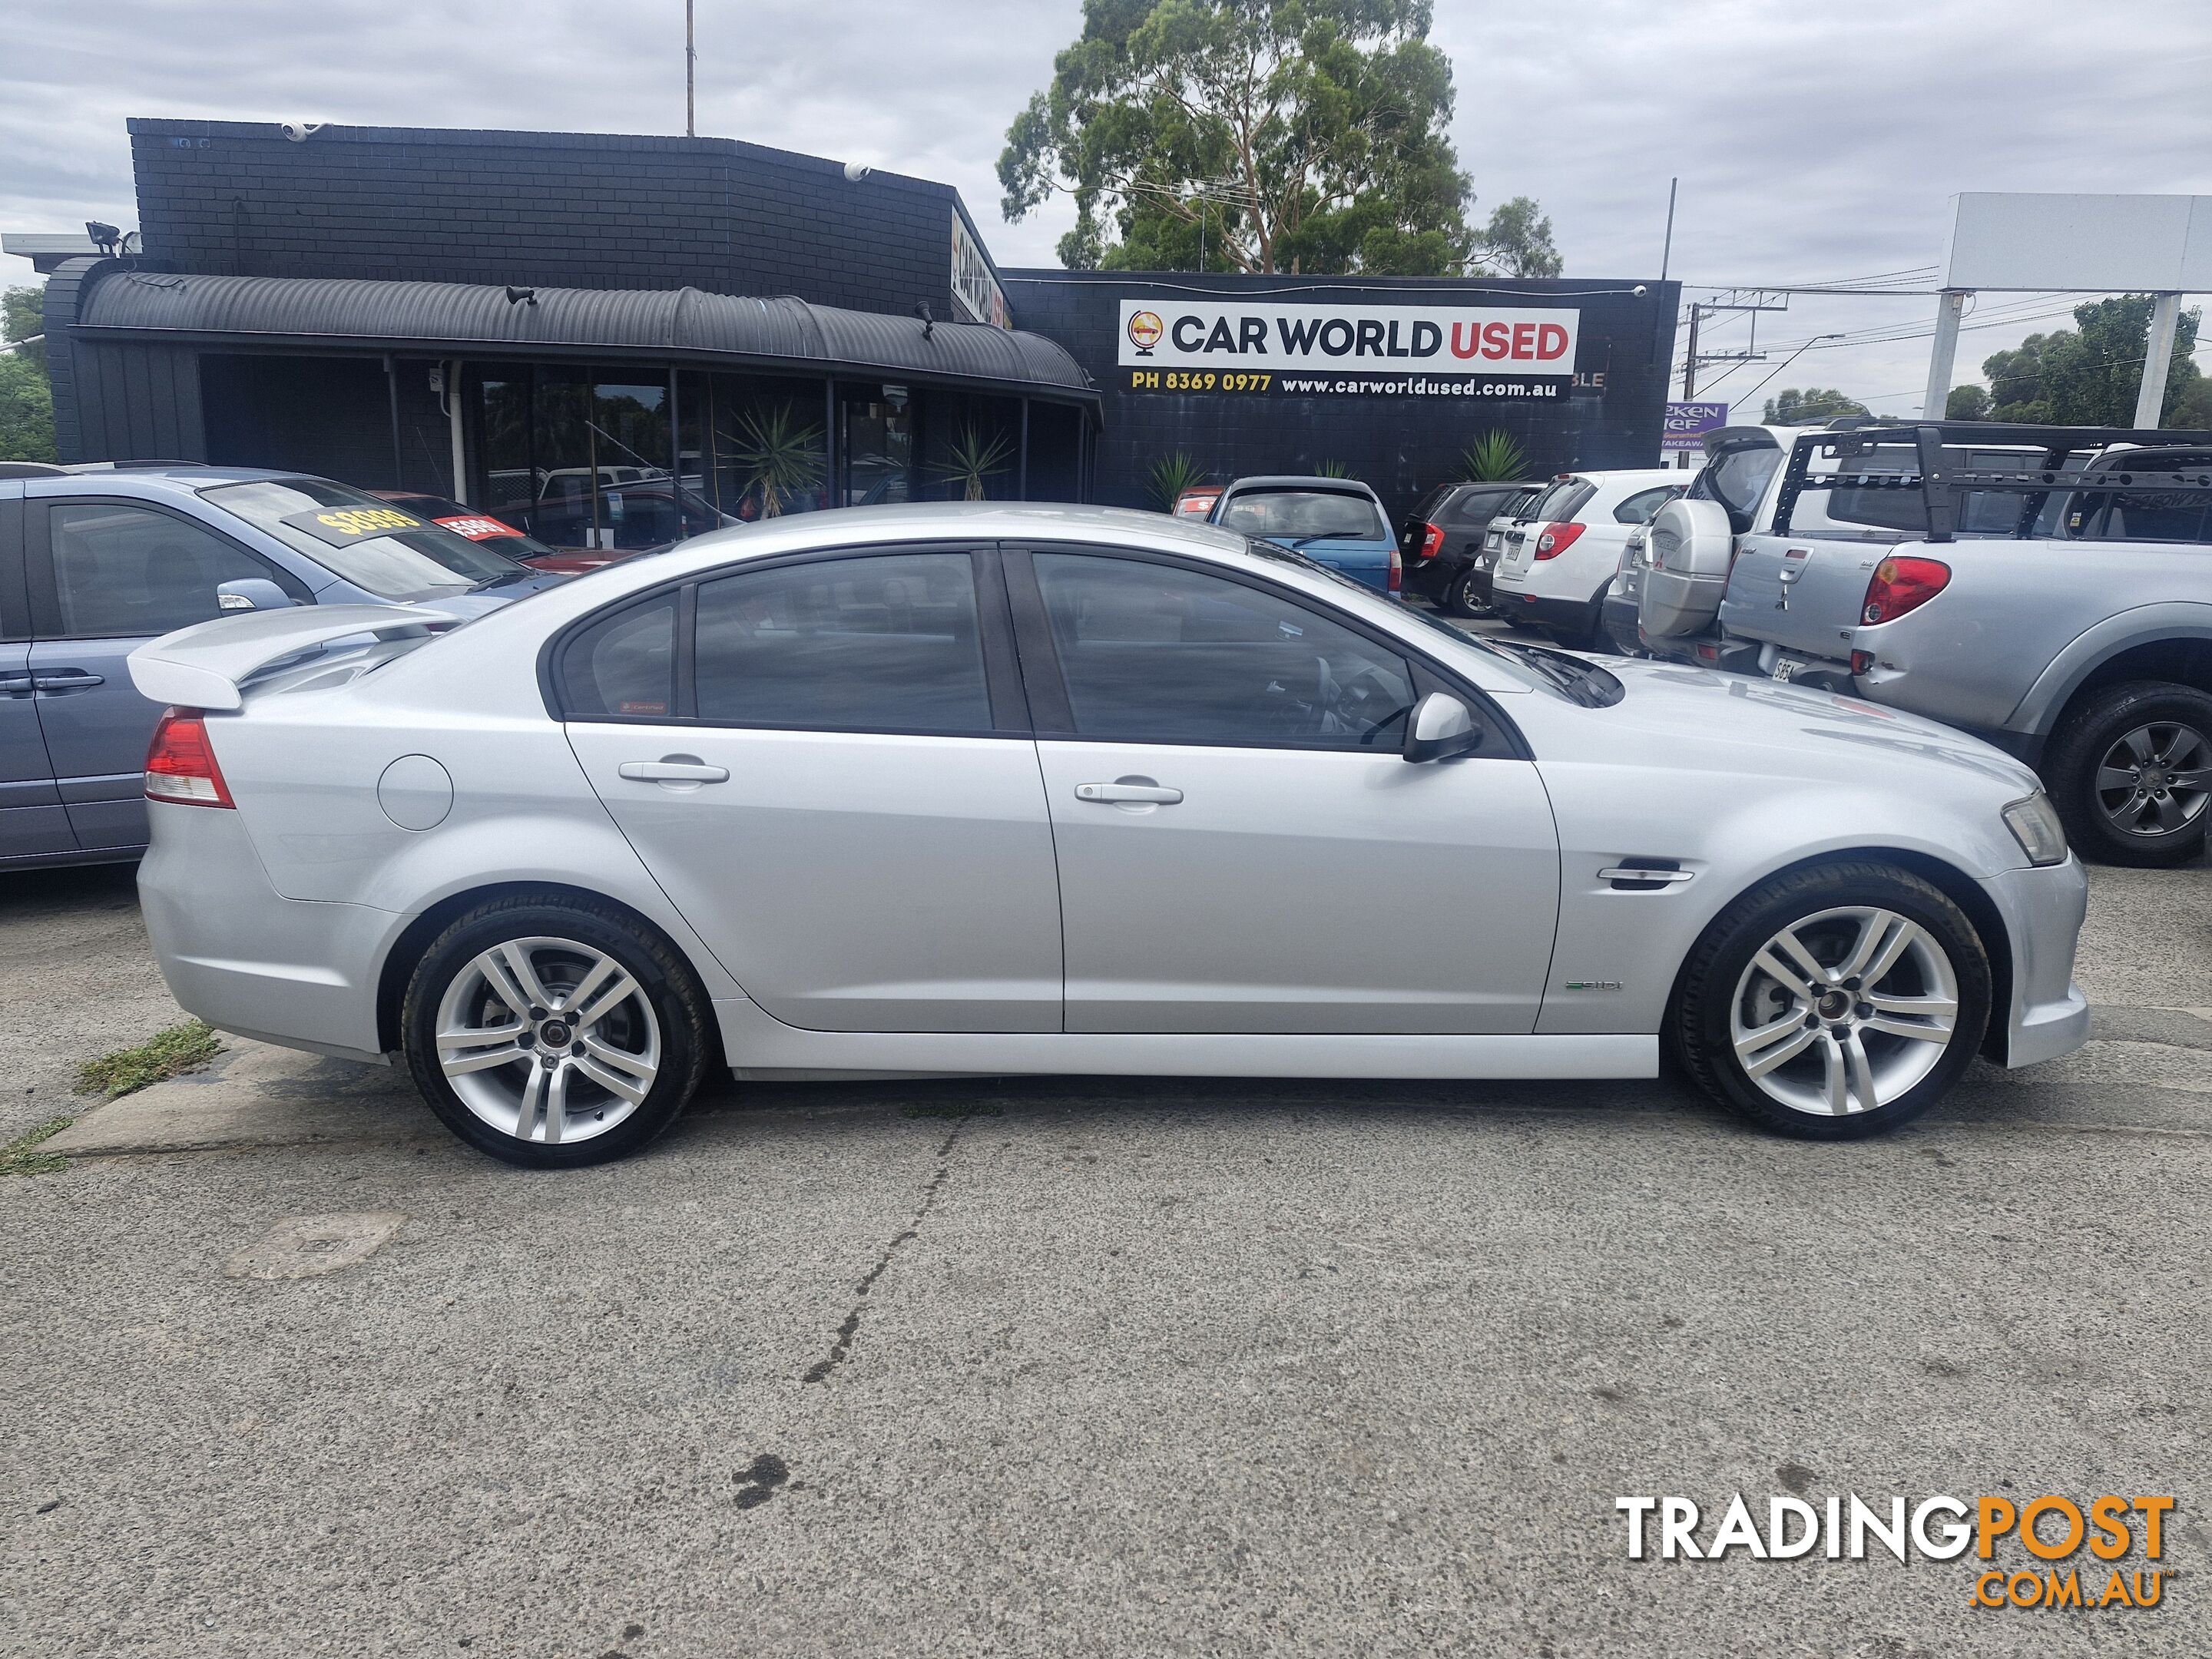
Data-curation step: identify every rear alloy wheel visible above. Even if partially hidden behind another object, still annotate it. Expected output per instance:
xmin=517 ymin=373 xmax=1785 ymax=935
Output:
xmin=2044 ymin=680 xmax=2212 ymax=867
xmin=1673 ymin=862 xmax=1990 ymax=1138
xmin=1440 ymin=566 xmax=1491 ymax=618
xmin=403 ymin=895 xmax=710 ymax=1167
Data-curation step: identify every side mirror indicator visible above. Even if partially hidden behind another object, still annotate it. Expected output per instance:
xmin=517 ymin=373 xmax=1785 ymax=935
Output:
xmin=1402 ymin=691 xmax=1482 ymax=763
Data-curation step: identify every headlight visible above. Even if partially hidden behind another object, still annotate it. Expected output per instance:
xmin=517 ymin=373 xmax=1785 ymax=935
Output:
xmin=2002 ymin=792 xmax=2068 ymax=866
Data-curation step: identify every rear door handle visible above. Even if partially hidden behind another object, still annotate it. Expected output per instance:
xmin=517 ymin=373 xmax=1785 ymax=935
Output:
xmin=619 ymin=760 xmax=730 ymax=783
xmin=0 ymin=674 xmax=31 ymax=697
xmin=32 ymin=671 xmax=104 ymax=692
xmin=1075 ymin=781 xmax=1183 ymax=805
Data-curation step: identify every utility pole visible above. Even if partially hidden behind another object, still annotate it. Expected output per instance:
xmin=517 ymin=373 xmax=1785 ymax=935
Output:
xmin=1919 ymin=290 xmax=1965 ymax=420
xmin=685 ymin=0 xmax=697 ymax=137
xmin=1661 ymin=177 xmax=1677 ymax=282
xmin=1682 ymin=303 xmax=1701 ymax=398
xmin=2134 ymin=291 xmax=2182 ymax=429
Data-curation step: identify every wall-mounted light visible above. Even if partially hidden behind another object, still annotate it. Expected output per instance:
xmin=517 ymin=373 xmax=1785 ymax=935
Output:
xmin=504 ymin=286 xmax=538 ymax=307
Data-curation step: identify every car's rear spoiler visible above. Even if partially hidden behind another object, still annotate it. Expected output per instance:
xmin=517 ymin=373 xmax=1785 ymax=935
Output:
xmin=127 ymin=604 xmax=457 ymax=711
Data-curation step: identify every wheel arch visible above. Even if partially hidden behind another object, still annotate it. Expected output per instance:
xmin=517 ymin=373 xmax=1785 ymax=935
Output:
xmin=2014 ymin=610 xmax=2212 ymax=737
xmin=373 ymin=880 xmax=727 ymax=1065
xmin=1670 ymin=846 xmax=2014 ymax=1065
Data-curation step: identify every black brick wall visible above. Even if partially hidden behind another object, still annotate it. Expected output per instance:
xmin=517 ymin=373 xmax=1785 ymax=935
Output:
xmin=1002 ymin=271 xmax=1680 ymax=521
xmin=127 ymin=119 xmax=979 ymax=321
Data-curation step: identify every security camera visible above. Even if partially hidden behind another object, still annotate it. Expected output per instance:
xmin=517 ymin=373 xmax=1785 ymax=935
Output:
xmin=1632 ymin=283 xmax=1648 ymax=297
xmin=843 ymin=160 xmax=873 ymax=183
xmin=280 ymin=121 xmax=326 ymax=144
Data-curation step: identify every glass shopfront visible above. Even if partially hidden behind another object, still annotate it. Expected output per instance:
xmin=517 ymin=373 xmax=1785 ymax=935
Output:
xmin=470 ymin=363 xmax=1084 ymax=553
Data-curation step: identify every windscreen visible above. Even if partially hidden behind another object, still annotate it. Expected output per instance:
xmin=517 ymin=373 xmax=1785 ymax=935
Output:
xmin=202 ymin=479 xmax=526 ymax=597
xmin=1218 ymin=488 xmax=1386 ymax=542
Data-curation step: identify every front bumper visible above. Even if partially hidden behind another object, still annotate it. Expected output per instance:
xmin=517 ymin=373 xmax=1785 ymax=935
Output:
xmin=1980 ymin=856 xmax=2091 ymax=1068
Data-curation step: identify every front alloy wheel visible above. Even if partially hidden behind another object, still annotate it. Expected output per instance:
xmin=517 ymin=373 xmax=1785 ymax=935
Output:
xmin=1728 ymin=906 xmax=1959 ymax=1118
xmin=1674 ymin=861 xmax=1991 ymax=1138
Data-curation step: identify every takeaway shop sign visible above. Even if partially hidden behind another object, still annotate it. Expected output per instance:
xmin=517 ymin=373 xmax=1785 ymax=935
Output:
xmin=1118 ymin=297 xmax=1578 ymax=399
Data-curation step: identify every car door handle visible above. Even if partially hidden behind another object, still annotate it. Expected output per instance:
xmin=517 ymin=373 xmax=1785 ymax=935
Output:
xmin=618 ymin=760 xmax=730 ymax=783
xmin=1075 ymin=781 xmax=1183 ymax=805
xmin=0 ymin=674 xmax=31 ymax=697
xmin=32 ymin=671 xmax=104 ymax=692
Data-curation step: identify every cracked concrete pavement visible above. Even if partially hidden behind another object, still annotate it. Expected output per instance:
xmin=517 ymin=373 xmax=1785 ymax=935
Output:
xmin=2 ymin=850 xmax=2208 ymax=1657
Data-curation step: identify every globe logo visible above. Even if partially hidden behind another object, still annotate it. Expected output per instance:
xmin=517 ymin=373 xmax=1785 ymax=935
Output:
xmin=1127 ymin=310 xmax=1164 ymax=355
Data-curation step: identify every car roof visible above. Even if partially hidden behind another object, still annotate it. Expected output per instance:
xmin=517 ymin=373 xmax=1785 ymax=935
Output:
xmin=651 ymin=500 xmax=1253 ymax=563
xmin=58 ymin=462 xmax=303 ymax=484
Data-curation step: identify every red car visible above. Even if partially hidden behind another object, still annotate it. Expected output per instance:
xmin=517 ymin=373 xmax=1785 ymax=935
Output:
xmin=1172 ymin=485 xmax=1223 ymax=519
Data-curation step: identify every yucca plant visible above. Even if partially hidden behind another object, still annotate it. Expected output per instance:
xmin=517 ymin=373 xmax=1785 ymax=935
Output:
xmin=1314 ymin=459 xmax=1353 ymax=478
xmin=938 ymin=422 xmax=1016 ymax=501
xmin=1145 ymin=451 xmax=1208 ymax=511
xmin=724 ymin=402 xmax=825 ymax=517
xmin=1459 ymin=429 xmax=1530 ymax=482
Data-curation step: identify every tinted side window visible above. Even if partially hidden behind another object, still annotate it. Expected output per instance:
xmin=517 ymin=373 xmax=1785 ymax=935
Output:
xmin=559 ymin=592 xmax=677 ymax=718
xmin=694 ymin=551 xmax=991 ymax=733
xmin=1031 ymin=552 xmax=1415 ymax=749
xmin=45 ymin=502 xmax=275 ymax=638
xmin=1614 ymin=485 xmax=1682 ymax=525
xmin=1451 ymin=488 xmax=1515 ymax=526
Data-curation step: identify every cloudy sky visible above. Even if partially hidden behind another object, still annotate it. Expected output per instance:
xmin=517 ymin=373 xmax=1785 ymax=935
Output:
xmin=9 ymin=0 xmax=2212 ymax=415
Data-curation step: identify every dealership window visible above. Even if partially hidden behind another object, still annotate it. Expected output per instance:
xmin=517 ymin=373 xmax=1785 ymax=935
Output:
xmin=839 ymin=385 xmax=915 ymax=507
xmin=681 ymin=372 xmax=831 ymax=522
xmin=916 ymin=391 xmax=1021 ymax=502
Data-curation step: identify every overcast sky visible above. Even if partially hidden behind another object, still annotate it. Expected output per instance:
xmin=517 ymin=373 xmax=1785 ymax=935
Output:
xmin=9 ymin=0 xmax=2212 ymax=414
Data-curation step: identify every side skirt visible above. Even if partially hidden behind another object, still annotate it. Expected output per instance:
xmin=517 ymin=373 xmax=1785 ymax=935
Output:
xmin=712 ymin=998 xmax=1657 ymax=1081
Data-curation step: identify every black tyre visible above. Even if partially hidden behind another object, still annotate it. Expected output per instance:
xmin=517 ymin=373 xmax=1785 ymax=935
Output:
xmin=2041 ymin=680 xmax=2212 ymax=868
xmin=1671 ymin=861 xmax=1991 ymax=1140
xmin=1439 ymin=565 xmax=1490 ymax=618
xmin=1545 ymin=594 xmax=1608 ymax=651
xmin=402 ymin=891 xmax=712 ymax=1168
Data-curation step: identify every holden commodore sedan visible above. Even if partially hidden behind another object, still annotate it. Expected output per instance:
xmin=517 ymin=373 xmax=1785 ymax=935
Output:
xmin=127 ymin=504 xmax=2088 ymax=1167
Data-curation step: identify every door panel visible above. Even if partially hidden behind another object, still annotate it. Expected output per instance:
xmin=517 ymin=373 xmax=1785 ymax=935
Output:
xmin=29 ymin=499 xmax=286 ymax=850
xmin=568 ymin=724 xmax=1063 ymax=1031
xmin=1012 ymin=547 xmax=1558 ymax=1035
xmin=0 ymin=642 xmax=75 ymax=857
xmin=1037 ymin=741 xmax=1558 ymax=1033
xmin=559 ymin=546 xmax=1060 ymax=1033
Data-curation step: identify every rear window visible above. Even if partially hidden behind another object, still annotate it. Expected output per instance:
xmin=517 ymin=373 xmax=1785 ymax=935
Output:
xmin=203 ymin=478 xmax=524 ymax=597
xmin=1217 ymin=488 xmax=1386 ymax=542
xmin=1449 ymin=487 xmax=1523 ymax=526
xmin=1522 ymin=480 xmax=1595 ymax=524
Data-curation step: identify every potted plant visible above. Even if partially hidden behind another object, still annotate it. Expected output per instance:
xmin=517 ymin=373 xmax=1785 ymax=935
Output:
xmin=938 ymin=422 xmax=1016 ymax=501
xmin=724 ymin=402 xmax=826 ymax=517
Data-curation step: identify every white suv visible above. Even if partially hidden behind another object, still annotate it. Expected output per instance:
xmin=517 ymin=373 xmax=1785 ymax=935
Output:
xmin=1490 ymin=469 xmax=1684 ymax=648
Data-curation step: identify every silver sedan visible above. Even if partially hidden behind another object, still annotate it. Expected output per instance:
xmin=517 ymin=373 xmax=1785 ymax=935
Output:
xmin=129 ymin=503 xmax=2089 ymax=1167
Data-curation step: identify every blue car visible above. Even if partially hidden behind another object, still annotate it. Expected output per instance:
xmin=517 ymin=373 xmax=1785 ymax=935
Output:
xmin=1208 ymin=475 xmax=1402 ymax=596
xmin=0 ymin=462 xmax=565 ymax=869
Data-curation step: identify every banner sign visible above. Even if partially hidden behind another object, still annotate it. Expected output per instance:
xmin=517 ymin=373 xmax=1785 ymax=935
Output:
xmin=1663 ymin=400 xmax=1730 ymax=452
xmin=1118 ymin=298 xmax=1579 ymax=398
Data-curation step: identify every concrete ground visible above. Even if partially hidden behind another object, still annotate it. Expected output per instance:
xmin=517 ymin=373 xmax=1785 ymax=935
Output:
xmin=3 ymin=678 xmax=2209 ymax=1654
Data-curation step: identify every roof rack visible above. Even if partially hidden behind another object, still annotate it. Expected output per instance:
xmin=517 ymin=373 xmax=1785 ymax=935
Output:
xmin=1771 ymin=423 xmax=2212 ymax=541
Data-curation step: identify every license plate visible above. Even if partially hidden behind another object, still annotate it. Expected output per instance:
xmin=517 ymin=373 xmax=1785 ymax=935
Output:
xmin=1771 ymin=655 xmax=1810 ymax=683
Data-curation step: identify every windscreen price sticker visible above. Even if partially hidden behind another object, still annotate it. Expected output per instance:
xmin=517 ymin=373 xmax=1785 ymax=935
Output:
xmin=279 ymin=505 xmax=426 ymax=547
xmin=433 ymin=515 xmax=523 ymax=541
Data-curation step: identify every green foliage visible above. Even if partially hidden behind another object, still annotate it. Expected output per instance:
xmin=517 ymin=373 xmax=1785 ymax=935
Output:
xmin=1761 ymin=387 xmax=1869 ymax=426
xmin=1145 ymin=450 xmax=1208 ymax=509
xmin=2169 ymin=376 xmax=2212 ymax=432
xmin=3 ymin=284 xmax=44 ymax=370
xmin=999 ymin=1 xmax=1548 ymax=278
xmin=1458 ymin=429 xmax=1528 ymax=482
xmin=1314 ymin=458 xmax=1352 ymax=478
xmin=722 ymin=402 xmax=826 ymax=517
xmin=0 ymin=354 xmax=57 ymax=464
xmin=0 ymin=1115 xmax=72 ymax=1177
xmin=1473 ymin=197 xmax=1561 ymax=280
xmin=1945 ymin=384 xmax=1992 ymax=421
xmin=937 ymin=422 xmax=1018 ymax=500
xmin=75 ymin=1020 xmax=221 ymax=1101
xmin=1979 ymin=295 xmax=2204 ymax=427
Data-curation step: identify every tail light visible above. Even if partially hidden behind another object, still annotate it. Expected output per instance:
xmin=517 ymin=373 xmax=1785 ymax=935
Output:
xmin=1860 ymin=555 xmax=1950 ymax=625
xmin=1532 ymin=522 xmax=1585 ymax=559
xmin=1416 ymin=521 xmax=1445 ymax=560
xmin=1388 ymin=546 xmax=1402 ymax=593
xmin=144 ymin=709 xmax=234 ymax=808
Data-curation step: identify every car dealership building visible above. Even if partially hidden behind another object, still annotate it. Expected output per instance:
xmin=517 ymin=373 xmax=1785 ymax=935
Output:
xmin=31 ymin=119 xmax=1677 ymax=537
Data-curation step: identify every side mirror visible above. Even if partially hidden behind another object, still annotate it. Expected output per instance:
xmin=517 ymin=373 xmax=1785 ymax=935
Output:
xmin=216 ymin=578 xmax=297 ymax=613
xmin=1402 ymin=691 xmax=1482 ymax=763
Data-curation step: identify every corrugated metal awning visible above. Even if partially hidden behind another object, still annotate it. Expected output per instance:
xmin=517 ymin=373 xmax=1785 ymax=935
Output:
xmin=69 ymin=268 xmax=1095 ymax=402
